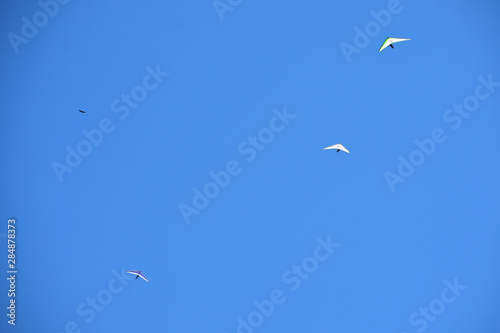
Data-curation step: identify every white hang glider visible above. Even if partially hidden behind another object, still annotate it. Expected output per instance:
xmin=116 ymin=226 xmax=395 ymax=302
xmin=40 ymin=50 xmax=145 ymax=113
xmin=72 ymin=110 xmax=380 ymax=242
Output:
xmin=378 ymin=37 xmax=411 ymax=52
xmin=126 ymin=270 xmax=149 ymax=282
xmin=323 ymin=144 xmax=350 ymax=153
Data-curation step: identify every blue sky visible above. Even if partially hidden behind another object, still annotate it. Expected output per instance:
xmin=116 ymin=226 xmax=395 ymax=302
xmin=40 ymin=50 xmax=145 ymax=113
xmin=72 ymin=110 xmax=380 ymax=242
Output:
xmin=1 ymin=0 xmax=499 ymax=332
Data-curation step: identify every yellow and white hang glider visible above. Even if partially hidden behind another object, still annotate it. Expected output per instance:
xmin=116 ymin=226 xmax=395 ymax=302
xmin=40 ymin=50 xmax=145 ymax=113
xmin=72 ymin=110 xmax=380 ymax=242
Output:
xmin=323 ymin=144 xmax=350 ymax=154
xmin=378 ymin=37 xmax=411 ymax=52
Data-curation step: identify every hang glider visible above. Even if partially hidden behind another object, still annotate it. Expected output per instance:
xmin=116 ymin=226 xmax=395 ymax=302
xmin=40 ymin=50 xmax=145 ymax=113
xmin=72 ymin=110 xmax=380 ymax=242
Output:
xmin=126 ymin=270 xmax=149 ymax=282
xmin=79 ymin=110 xmax=86 ymax=113
xmin=378 ymin=38 xmax=411 ymax=52
xmin=323 ymin=144 xmax=350 ymax=153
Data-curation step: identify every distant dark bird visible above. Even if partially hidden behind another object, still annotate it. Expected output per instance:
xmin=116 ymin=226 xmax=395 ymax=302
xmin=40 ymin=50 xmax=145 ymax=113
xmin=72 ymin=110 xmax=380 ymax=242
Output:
xmin=79 ymin=110 xmax=86 ymax=113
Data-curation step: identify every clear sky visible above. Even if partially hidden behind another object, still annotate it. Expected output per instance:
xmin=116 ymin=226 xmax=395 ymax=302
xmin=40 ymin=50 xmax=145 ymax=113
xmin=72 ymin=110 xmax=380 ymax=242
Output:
xmin=1 ymin=0 xmax=499 ymax=332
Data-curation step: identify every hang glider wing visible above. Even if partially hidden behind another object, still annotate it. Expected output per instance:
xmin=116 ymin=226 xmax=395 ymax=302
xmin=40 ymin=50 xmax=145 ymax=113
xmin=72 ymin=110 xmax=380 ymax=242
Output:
xmin=126 ymin=270 xmax=149 ymax=282
xmin=79 ymin=110 xmax=86 ymax=113
xmin=323 ymin=144 xmax=350 ymax=153
xmin=378 ymin=37 xmax=411 ymax=52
